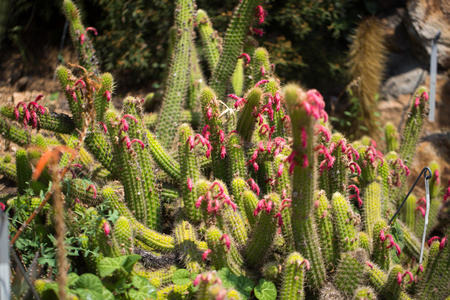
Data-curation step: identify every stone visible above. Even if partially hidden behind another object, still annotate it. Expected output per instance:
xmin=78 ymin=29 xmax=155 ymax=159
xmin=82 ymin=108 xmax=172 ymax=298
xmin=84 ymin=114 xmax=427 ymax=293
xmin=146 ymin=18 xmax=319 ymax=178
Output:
xmin=404 ymin=0 xmax=450 ymax=69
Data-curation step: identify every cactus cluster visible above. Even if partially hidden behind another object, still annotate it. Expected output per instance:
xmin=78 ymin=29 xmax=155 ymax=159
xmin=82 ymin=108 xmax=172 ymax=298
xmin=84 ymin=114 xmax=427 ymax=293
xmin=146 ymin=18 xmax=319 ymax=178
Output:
xmin=1 ymin=0 xmax=449 ymax=299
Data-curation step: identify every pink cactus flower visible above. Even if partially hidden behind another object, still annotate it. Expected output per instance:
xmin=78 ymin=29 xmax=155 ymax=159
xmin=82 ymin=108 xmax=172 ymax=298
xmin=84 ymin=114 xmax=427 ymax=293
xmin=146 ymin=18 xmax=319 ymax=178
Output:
xmin=103 ymin=90 xmax=111 ymax=102
xmin=103 ymin=222 xmax=111 ymax=236
xmin=220 ymin=234 xmax=231 ymax=252
xmin=202 ymin=249 xmax=212 ymax=262
xmin=239 ymin=53 xmax=251 ymax=65
xmin=187 ymin=178 xmax=193 ymax=192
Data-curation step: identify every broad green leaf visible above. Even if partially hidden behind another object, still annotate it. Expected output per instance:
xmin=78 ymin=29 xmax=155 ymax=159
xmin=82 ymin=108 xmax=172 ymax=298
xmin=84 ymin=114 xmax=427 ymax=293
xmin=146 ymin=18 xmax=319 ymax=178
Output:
xmin=98 ymin=256 xmax=127 ymax=277
xmin=217 ymin=268 xmax=253 ymax=299
xmin=172 ymin=269 xmax=191 ymax=286
xmin=235 ymin=276 xmax=254 ymax=298
xmin=67 ymin=273 xmax=79 ymax=287
xmin=102 ymin=288 xmax=115 ymax=300
xmin=254 ymin=279 xmax=277 ymax=300
xmin=132 ymin=275 xmax=155 ymax=291
xmin=74 ymin=289 xmax=103 ymax=300
xmin=122 ymin=254 xmax=142 ymax=273
xmin=217 ymin=268 xmax=238 ymax=289
xmin=129 ymin=288 xmax=157 ymax=300
xmin=74 ymin=273 xmax=104 ymax=294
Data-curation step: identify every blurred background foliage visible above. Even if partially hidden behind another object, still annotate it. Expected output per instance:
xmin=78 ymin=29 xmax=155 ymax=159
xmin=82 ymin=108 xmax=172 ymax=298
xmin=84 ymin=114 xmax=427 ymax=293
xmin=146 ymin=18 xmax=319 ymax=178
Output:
xmin=0 ymin=0 xmax=405 ymax=96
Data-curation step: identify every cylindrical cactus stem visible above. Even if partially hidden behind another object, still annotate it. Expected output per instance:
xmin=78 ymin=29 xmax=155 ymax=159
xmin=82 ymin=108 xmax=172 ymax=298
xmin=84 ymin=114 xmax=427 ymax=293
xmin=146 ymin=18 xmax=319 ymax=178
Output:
xmin=101 ymin=186 xmax=175 ymax=252
xmin=279 ymin=252 xmax=307 ymax=300
xmin=314 ymin=191 xmax=338 ymax=269
xmin=105 ymin=109 xmax=147 ymax=225
xmin=156 ymin=283 xmax=191 ymax=300
xmin=0 ymin=105 xmax=76 ymax=134
xmin=384 ymin=122 xmax=399 ymax=153
xmin=264 ymin=78 xmax=286 ymax=139
xmin=372 ymin=220 xmax=391 ymax=271
xmin=242 ymin=189 xmax=259 ymax=228
xmin=95 ymin=72 xmax=114 ymax=122
xmin=0 ymin=116 xmax=32 ymax=147
xmin=114 ymin=216 xmax=134 ymax=255
xmin=236 ymin=87 xmax=262 ymax=142
xmin=209 ymin=0 xmax=263 ymax=99
xmin=145 ymin=129 xmax=181 ymax=182
xmin=285 ymin=84 xmax=327 ymax=290
xmin=331 ymin=192 xmax=359 ymax=254
xmin=196 ymin=9 xmax=221 ymax=73
xmin=123 ymin=97 xmax=161 ymax=229
xmin=231 ymin=177 xmax=247 ymax=209
xmin=378 ymin=156 xmax=390 ymax=215
xmin=366 ymin=263 xmax=414 ymax=300
xmin=227 ymin=132 xmax=247 ymax=180
xmin=353 ymin=286 xmax=377 ymax=300
xmin=244 ymin=193 xmax=281 ymax=268
xmin=85 ymin=125 xmax=116 ymax=176
xmin=178 ymin=123 xmax=202 ymax=223
xmin=251 ymin=47 xmax=271 ymax=84
xmin=334 ymin=249 xmax=367 ymax=296
xmin=187 ymin=38 xmax=206 ymax=110
xmin=363 ymin=182 xmax=382 ymax=240
xmin=231 ymin=58 xmax=245 ymax=97
xmin=15 ymin=149 xmax=32 ymax=195
xmin=358 ymin=231 xmax=373 ymax=255
xmin=356 ymin=145 xmax=380 ymax=189
xmin=323 ymin=133 xmax=351 ymax=198
xmin=262 ymin=261 xmax=283 ymax=284
xmin=417 ymin=238 xmax=450 ymax=300
xmin=156 ymin=0 xmax=194 ymax=149
xmin=133 ymin=265 xmax=177 ymax=288
xmin=55 ymin=65 xmax=83 ymax=129
xmin=62 ymin=179 xmax=99 ymax=206
xmin=174 ymin=221 xmax=204 ymax=274
xmin=384 ymin=265 xmax=408 ymax=298
xmin=95 ymin=218 xmax=121 ymax=258
xmin=199 ymin=86 xmax=227 ymax=181
xmin=62 ymin=0 xmax=99 ymax=74
xmin=404 ymin=194 xmax=417 ymax=232
xmin=205 ymin=226 xmax=246 ymax=276
xmin=400 ymin=221 xmax=426 ymax=261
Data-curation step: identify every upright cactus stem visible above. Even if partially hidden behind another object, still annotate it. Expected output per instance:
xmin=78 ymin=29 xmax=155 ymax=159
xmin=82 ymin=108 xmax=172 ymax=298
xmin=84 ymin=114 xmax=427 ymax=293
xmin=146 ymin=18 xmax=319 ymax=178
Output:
xmin=210 ymin=0 xmax=262 ymax=98
xmin=156 ymin=0 xmax=194 ymax=149
xmin=280 ymin=252 xmax=307 ymax=300
xmin=285 ymin=84 xmax=327 ymax=290
xmin=236 ymin=87 xmax=262 ymax=142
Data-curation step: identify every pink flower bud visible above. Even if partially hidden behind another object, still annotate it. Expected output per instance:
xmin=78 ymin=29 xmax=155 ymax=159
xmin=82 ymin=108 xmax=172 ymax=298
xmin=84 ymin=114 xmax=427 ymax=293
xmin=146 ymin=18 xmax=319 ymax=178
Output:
xmin=86 ymin=184 xmax=97 ymax=199
xmin=366 ymin=262 xmax=374 ymax=269
xmin=206 ymin=107 xmax=213 ymax=120
xmin=220 ymin=234 xmax=231 ymax=252
xmin=302 ymin=259 xmax=310 ymax=271
xmin=202 ymin=249 xmax=212 ymax=261
xmin=195 ymin=196 xmax=205 ymax=209
xmin=98 ymin=122 xmax=107 ymax=133
xmin=0 ymin=203 xmax=5 ymax=211
xmin=13 ymin=107 xmax=19 ymax=121
xmin=277 ymin=162 xmax=284 ymax=177
xmin=75 ymin=79 xmax=86 ymax=88
xmin=103 ymin=90 xmax=111 ymax=102
xmin=397 ymin=272 xmax=403 ymax=286
xmin=255 ymin=79 xmax=269 ymax=87
xmin=380 ymin=229 xmax=386 ymax=242
xmin=440 ymin=236 xmax=447 ymax=250
xmin=103 ymin=222 xmax=111 ymax=236
xmin=80 ymin=33 xmax=85 ymax=45
xmin=85 ymin=27 xmax=98 ymax=35
xmin=187 ymin=178 xmax=193 ymax=192
xmin=302 ymin=154 xmax=309 ymax=168
xmin=427 ymin=236 xmax=441 ymax=247
xmin=251 ymin=28 xmax=265 ymax=37
xmin=260 ymin=66 xmax=265 ymax=76
xmin=403 ymin=271 xmax=413 ymax=284
xmin=238 ymin=53 xmax=251 ymax=65
xmin=219 ymin=130 xmax=225 ymax=143
xmin=131 ymin=139 xmax=145 ymax=149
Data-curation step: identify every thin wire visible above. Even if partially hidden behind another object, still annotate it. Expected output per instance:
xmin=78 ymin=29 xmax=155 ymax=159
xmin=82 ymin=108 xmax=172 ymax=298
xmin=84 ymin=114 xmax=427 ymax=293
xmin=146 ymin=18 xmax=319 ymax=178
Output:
xmin=388 ymin=167 xmax=432 ymax=225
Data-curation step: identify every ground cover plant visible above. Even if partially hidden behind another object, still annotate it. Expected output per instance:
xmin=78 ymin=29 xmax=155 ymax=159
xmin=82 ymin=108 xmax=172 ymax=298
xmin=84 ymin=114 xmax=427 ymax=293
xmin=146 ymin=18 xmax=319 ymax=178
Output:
xmin=1 ymin=0 xmax=449 ymax=299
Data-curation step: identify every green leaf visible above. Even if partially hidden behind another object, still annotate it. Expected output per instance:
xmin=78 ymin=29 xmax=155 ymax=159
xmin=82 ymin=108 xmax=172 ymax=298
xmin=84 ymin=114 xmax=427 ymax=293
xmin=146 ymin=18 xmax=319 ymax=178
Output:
xmin=74 ymin=289 xmax=103 ymax=300
xmin=128 ymin=288 xmax=157 ymax=300
xmin=217 ymin=268 xmax=238 ymax=289
xmin=122 ymin=254 xmax=142 ymax=273
xmin=74 ymin=273 xmax=104 ymax=294
xmin=217 ymin=268 xmax=253 ymax=299
xmin=67 ymin=273 xmax=79 ymax=287
xmin=98 ymin=256 xmax=127 ymax=277
xmin=254 ymin=279 xmax=277 ymax=300
xmin=132 ymin=275 xmax=156 ymax=291
xmin=235 ymin=276 xmax=254 ymax=298
xmin=102 ymin=288 xmax=115 ymax=300
xmin=172 ymin=269 xmax=191 ymax=286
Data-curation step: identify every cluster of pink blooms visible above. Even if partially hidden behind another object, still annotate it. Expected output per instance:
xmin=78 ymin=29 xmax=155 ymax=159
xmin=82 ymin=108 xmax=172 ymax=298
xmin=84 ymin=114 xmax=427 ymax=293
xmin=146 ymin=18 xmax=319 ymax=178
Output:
xmin=195 ymin=181 xmax=237 ymax=215
xmin=251 ymin=5 xmax=267 ymax=38
xmin=444 ymin=179 xmax=450 ymax=202
xmin=427 ymin=235 xmax=447 ymax=250
xmin=188 ymin=126 xmax=213 ymax=158
xmin=193 ymin=272 xmax=222 ymax=288
xmin=416 ymin=197 xmax=426 ymax=218
xmin=380 ymin=229 xmax=401 ymax=257
xmin=13 ymin=95 xmax=46 ymax=129
xmin=390 ymin=158 xmax=410 ymax=187
xmin=348 ymin=185 xmax=363 ymax=208
xmin=253 ymin=195 xmax=291 ymax=227
xmin=112 ymin=114 xmax=145 ymax=150
xmin=79 ymin=27 xmax=97 ymax=45
xmin=414 ymin=91 xmax=428 ymax=108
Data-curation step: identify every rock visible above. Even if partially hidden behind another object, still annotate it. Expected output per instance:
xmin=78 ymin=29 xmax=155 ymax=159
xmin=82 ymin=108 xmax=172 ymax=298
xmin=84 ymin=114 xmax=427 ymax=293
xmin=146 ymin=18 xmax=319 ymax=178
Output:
xmin=404 ymin=0 xmax=450 ymax=69
xmin=15 ymin=76 xmax=29 ymax=91
xmin=381 ymin=67 xmax=427 ymax=101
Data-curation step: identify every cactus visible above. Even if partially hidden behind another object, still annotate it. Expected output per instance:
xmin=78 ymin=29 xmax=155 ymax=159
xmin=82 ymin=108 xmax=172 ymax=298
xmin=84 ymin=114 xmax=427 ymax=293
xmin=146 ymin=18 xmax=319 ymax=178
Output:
xmin=1 ymin=1 xmax=448 ymax=299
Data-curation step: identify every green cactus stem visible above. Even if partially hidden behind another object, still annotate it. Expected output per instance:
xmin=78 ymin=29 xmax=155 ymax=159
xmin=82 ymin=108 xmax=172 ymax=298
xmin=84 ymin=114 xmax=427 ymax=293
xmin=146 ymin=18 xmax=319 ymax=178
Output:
xmin=156 ymin=0 xmax=194 ymax=149
xmin=231 ymin=58 xmax=245 ymax=97
xmin=363 ymin=182 xmax=382 ymax=240
xmin=114 ymin=216 xmax=134 ymax=255
xmin=209 ymin=0 xmax=262 ymax=98
xmin=244 ymin=193 xmax=280 ymax=268
xmin=331 ymin=192 xmax=359 ymax=254
xmin=95 ymin=72 xmax=114 ymax=122
xmin=62 ymin=0 xmax=99 ymax=74
xmin=0 ymin=117 xmax=31 ymax=147
xmin=178 ymin=123 xmax=202 ymax=223
xmin=146 ymin=129 xmax=181 ymax=182
xmin=372 ymin=220 xmax=391 ymax=271
xmin=174 ymin=221 xmax=204 ymax=274
xmin=196 ymin=9 xmax=221 ymax=73
xmin=353 ymin=286 xmax=377 ymax=300
xmin=227 ymin=132 xmax=247 ymax=180
xmin=385 ymin=122 xmax=399 ymax=153
xmin=280 ymin=252 xmax=307 ymax=300
xmin=84 ymin=125 xmax=117 ymax=176
xmin=15 ymin=149 xmax=32 ymax=195
xmin=101 ymin=186 xmax=175 ymax=252
xmin=236 ymin=87 xmax=262 ymax=142
xmin=314 ymin=191 xmax=338 ymax=269
xmin=334 ymin=249 xmax=367 ymax=295
xmin=124 ymin=97 xmax=161 ymax=229
xmin=62 ymin=179 xmax=99 ymax=206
